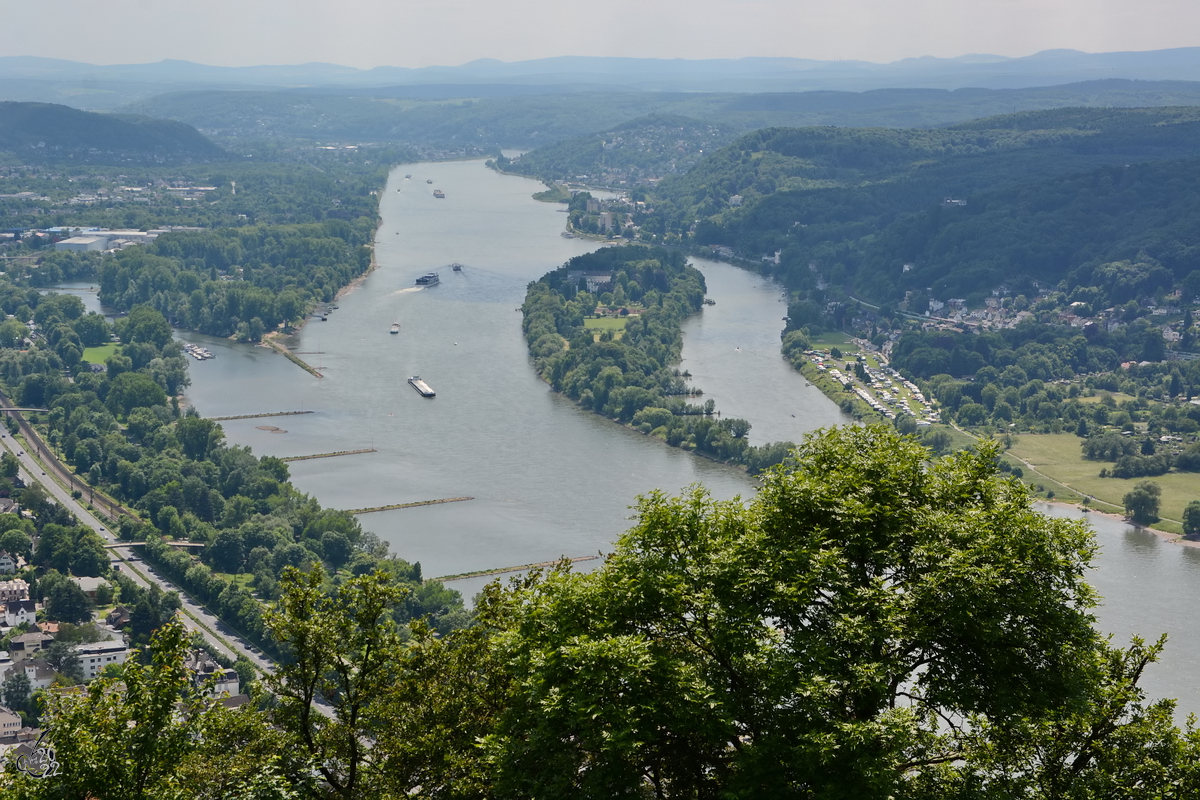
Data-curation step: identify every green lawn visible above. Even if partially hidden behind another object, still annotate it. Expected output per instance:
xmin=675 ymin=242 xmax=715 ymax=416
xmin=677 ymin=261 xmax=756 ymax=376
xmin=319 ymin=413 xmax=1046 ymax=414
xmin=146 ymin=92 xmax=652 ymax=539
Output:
xmin=809 ymin=331 xmax=854 ymax=348
xmin=82 ymin=343 xmax=120 ymax=364
xmin=1076 ymin=392 xmax=1139 ymax=405
xmin=1008 ymin=433 xmax=1200 ymax=532
xmin=584 ymin=317 xmax=628 ymax=331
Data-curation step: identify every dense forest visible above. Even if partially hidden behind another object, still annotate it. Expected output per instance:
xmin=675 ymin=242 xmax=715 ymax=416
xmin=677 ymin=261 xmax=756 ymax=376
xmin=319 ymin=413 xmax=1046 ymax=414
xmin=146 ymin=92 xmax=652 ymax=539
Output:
xmin=98 ymin=220 xmax=375 ymax=338
xmin=626 ymin=108 xmax=1200 ymax=303
xmin=0 ymin=149 xmax=402 ymax=232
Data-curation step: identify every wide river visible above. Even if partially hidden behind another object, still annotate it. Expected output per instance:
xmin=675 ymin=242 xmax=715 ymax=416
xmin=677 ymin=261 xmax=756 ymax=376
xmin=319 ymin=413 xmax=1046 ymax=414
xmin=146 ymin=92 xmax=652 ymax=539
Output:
xmin=134 ymin=159 xmax=1194 ymax=711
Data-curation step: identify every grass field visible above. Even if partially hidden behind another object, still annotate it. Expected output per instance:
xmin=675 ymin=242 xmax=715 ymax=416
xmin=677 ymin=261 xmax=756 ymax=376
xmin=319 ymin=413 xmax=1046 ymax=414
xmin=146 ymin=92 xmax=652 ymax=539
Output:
xmin=82 ymin=343 xmax=119 ymax=364
xmin=809 ymin=331 xmax=855 ymax=348
xmin=584 ymin=317 xmax=628 ymax=331
xmin=1007 ymin=433 xmax=1200 ymax=533
xmin=1075 ymin=391 xmax=1139 ymax=405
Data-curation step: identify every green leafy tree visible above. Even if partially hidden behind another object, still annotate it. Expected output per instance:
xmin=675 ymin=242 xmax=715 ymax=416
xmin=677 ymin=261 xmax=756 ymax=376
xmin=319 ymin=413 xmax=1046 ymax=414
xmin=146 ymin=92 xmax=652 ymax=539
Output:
xmin=6 ymin=617 xmax=302 ymax=799
xmin=265 ymin=566 xmax=404 ymax=799
xmin=1124 ymin=480 xmax=1162 ymax=525
xmin=486 ymin=426 xmax=1104 ymax=798
xmin=2 ymin=670 xmax=32 ymax=716
xmin=106 ymin=371 xmax=169 ymax=417
xmin=44 ymin=577 xmax=93 ymax=624
xmin=116 ymin=305 xmax=172 ymax=348
xmin=943 ymin=635 xmax=1200 ymax=797
xmin=43 ymin=640 xmax=84 ymax=684
xmin=1183 ymin=500 xmax=1200 ymax=537
xmin=0 ymin=527 xmax=31 ymax=558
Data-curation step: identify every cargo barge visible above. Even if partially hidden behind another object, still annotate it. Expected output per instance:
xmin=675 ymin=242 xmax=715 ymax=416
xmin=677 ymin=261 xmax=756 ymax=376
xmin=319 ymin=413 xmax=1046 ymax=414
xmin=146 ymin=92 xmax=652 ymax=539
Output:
xmin=408 ymin=376 xmax=436 ymax=397
xmin=416 ymin=272 xmax=440 ymax=286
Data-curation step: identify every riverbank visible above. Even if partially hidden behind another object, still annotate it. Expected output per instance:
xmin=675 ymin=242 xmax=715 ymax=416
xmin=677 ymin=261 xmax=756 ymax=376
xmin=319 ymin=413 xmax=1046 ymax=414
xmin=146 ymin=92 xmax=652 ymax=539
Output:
xmin=336 ymin=241 xmax=381 ymax=301
xmin=1044 ymin=500 xmax=1200 ymax=549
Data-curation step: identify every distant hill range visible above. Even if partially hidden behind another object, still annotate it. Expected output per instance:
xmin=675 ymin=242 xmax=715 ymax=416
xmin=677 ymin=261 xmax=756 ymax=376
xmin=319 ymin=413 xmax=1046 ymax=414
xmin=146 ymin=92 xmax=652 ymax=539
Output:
xmin=10 ymin=48 xmax=1200 ymax=109
xmin=0 ymin=102 xmax=226 ymax=163
xmin=118 ymin=80 xmax=1200 ymax=150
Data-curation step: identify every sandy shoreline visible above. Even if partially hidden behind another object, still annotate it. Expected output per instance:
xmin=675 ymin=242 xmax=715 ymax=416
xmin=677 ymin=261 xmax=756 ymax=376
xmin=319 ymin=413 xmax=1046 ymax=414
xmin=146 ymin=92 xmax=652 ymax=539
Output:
xmin=1042 ymin=500 xmax=1200 ymax=549
xmin=335 ymin=247 xmax=379 ymax=301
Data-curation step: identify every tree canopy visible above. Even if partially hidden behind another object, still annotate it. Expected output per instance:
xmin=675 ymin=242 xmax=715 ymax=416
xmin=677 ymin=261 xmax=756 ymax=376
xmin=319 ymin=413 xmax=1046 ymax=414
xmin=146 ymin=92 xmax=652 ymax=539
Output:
xmin=10 ymin=426 xmax=1199 ymax=799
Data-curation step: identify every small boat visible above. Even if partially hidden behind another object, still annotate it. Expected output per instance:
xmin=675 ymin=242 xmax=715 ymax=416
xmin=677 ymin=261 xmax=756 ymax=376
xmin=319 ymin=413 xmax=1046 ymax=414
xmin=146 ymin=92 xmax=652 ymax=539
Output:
xmin=433 ymin=189 xmax=445 ymax=199
xmin=390 ymin=322 xmax=400 ymax=335
xmin=426 ymin=179 xmax=433 ymax=184
xmin=416 ymin=272 xmax=440 ymax=286
xmin=408 ymin=375 xmax=435 ymax=397
xmin=450 ymin=263 xmax=463 ymax=272
xmin=405 ymin=174 xmax=411 ymax=179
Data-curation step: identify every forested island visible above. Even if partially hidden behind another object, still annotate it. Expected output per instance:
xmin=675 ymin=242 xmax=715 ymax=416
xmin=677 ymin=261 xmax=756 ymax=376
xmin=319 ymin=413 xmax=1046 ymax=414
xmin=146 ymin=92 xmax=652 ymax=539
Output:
xmin=522 ymin=245 xmax=794 ymax=471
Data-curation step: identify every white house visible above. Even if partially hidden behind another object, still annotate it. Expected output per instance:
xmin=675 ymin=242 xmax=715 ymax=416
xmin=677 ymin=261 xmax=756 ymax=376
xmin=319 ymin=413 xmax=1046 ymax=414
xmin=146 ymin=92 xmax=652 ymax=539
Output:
xmin=76 ymin=641 xmax=129 ymax=681
xmin=4 ymin=599 xmax=35 ymax=628
xmin=20 ymin=659 xmax=56 ymax=691
xmin=0 ymin=551 xmax=15 ymax=574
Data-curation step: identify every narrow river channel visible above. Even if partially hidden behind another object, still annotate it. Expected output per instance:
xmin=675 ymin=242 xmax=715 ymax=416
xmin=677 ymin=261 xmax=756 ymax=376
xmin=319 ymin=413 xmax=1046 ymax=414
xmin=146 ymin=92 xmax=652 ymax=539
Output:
xmin=143 ymin=159 xmax=1195 ymax=713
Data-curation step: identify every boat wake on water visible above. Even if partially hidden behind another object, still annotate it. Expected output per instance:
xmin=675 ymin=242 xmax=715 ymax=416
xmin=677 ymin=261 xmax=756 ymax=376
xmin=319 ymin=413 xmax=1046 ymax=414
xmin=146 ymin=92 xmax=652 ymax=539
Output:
xmin=392 ymin=287 xmax=423 ymax=295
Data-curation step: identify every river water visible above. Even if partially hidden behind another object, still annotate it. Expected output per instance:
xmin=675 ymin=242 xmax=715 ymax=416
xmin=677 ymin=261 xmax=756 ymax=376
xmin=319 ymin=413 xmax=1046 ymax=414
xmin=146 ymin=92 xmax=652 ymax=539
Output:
xmin=160 ymin=159 xmax=1199 ymax=712
xmin=179 ymin=160 xmax=815 ymax=592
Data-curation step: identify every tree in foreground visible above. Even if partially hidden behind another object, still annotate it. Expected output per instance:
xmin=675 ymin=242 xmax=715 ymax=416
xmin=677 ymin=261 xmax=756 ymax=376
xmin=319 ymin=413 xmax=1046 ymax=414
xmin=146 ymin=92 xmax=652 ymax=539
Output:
xmin=3 ymin=617 xmax=303 ymax=799
xmin=484 ymin=426 xmax=1198 ymax=798
xmin=9 ymin=426 xmax=1200 ymax=798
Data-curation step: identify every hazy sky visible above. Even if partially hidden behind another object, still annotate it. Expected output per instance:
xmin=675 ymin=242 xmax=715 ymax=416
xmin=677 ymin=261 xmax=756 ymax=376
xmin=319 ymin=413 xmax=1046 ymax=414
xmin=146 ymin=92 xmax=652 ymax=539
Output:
xmin=2 ymin=0 xmax=1198 ymax=68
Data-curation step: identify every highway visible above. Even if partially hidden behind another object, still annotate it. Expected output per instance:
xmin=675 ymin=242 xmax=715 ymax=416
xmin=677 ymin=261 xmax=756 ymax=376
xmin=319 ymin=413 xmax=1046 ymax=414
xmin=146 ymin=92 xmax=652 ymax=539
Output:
xmin=0 ymin=417 xmax=276 ymax=676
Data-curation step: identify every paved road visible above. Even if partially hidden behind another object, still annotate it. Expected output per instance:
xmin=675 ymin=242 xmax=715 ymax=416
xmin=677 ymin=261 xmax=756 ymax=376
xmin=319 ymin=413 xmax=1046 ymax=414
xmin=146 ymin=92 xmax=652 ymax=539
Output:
xmin=0 ymin=420 xmax=276 ymax=676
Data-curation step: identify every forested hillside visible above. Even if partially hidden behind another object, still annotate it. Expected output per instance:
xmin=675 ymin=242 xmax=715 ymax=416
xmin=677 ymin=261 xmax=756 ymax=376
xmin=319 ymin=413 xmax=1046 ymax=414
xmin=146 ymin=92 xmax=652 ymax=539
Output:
xmin=0 ymin=101 xmax=226 ymax=163
xmin=496 ymin=114 xmax=737 ymax=186
xmin=632 ymin=107 xmax=1200 ymax=304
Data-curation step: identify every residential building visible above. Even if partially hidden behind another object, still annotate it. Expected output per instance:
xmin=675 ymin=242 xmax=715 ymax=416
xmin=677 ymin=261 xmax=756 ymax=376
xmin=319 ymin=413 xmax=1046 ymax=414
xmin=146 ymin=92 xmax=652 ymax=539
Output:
xmin=185 ymin=650 xmax=239 ymax=698
xmin=0 ymin=706 xmax=19 ymax=741
xmin=76 ymin=641 xmax=128 ymax=681
xmin=8 ymin=632 xmax=52 ymax=662
xmin=0 ymin=550 xmax=15 ymax=574
xmin=20 ymin=659 xmax=55 ymax=691
xmin=69 ymin=576 xmax=109 ymax=600
xmin=105 ymin=606 xmax=131 ymax=629
xmin=0 ymin=650 xmax=12 ymax=683
xmin=0 ymin=579 xmax=28 ymax=602
xmin=4 ymin=599 xmax=35 ymax=628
